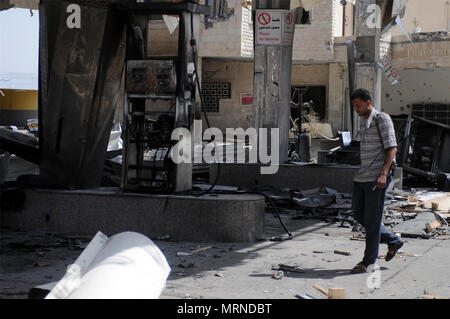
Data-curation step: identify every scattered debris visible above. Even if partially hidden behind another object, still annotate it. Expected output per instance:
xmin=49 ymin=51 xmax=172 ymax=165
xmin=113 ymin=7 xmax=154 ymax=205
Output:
xmin=392 ymin=211 xmax=447 ymax=239
xmin=154 ymin=235 xmax=171 ymax=241
xmin=191 ymin=246 xmax=212 ymax=254
xmin=325 ymin=232 xmax=352 ymax=237
xmin=350 ymin=237 xmax=365 ymax=241
xmin=311 ymin=285 xmax=346 ymax=299
xmin=328 ymin=288 xmax=346 ymax=299
xmin=67 ymin=238 xmax=88 ymax=251
xmin=400 ymin=233 xmax=434 ymax=239
xmin=326 ymin=259 xmax=341 ymax=263
xmin=411 ymin=30 xmax=449 ymax=42
xmin=293 ymin=194 xmax=336 ymax=208
xmin=176 ymin=246 xmax=212 ymax=257
xmin=350 ymin=233 xmax=366 ymax=241
xmin=334 ymin=250 xmax=351 ymax=256
xmin=171 ymin=272 xmax=187 ymax=276
xmin=311 ymin=285 xmax=329 ymax=298
xmin=425 ymin=219 xmax=442 ymax=233
xmin=178 ymin=262 xmax=195 ymax=269
xmin=33 ymin=261 xmax=50 ymax=267
xmin=378 ymin=253 xmax=421 ymax=259
xmin=271 ymin=271 xmax=284 ymax=280
xmin=435 ymin=234 xmax=450 ymax=240
xmin=295 ymin=293 xmax=317 ymax=299
xmin=177 ymin=252 xmax=192 ymax=257
xmin=272 ymin=264 xmax=305 ymax=274
xmin=253 ymin=184 xmax=448 ymax=242
xmin=214 ymin=273 xmax=224 ymax=278
xmin=420 ymin=294 xmax=449 ymax=299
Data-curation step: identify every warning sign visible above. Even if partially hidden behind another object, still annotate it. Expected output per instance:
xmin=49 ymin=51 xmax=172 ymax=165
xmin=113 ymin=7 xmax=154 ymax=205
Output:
xmin=283 ymin=11 xmax=295 ymax=44
xmin=255 ymin=10 xmax=296 ymax=46
xmin=285 ymin=11 xmax=295 ymax=32
xmin=382 ymin=55 xmax=400 ymax=85
xmin=258 ymin=12 xmax=271 ymax=25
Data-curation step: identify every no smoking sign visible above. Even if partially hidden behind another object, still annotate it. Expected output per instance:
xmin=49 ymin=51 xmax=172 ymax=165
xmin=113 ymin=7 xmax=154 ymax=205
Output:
xmin=255 ymin=10 xmax=296 ymax=46
xmin=382 ymin=55 xmax=400 ymax=85
xmin=258 ymin=12 xmax=271 ymax=25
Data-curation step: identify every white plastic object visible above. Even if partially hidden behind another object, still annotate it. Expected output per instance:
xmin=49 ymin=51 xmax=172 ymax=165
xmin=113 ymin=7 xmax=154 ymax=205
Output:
xmin=46 ymin=231 xmax=171 ymax=299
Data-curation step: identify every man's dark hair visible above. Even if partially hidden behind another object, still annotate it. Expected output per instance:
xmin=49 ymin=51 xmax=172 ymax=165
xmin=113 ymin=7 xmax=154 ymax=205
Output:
xmin=351 ymin=89 xmax=372 ymax=102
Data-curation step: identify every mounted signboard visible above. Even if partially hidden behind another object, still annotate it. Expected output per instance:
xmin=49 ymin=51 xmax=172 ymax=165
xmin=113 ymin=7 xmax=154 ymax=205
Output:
xmin=382 ymin=55 xmax=400 ymax=85
xmin=255 ymin=10 xmax=296 ymax=46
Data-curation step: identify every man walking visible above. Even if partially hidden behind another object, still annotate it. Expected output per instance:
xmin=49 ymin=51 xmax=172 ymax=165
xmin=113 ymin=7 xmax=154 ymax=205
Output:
xmin=350 ymin=88 xmax=404 ymax=273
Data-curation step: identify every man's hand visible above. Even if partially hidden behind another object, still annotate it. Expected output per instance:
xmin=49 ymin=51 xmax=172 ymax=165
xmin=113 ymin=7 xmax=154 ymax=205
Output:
xmin=376 ymin=173 xmax=387 ymax=189
xmin=376 ymin=146 xmax=397 ymax=189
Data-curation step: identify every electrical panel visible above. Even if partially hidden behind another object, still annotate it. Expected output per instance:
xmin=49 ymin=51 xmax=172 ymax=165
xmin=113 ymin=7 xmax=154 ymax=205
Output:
xmin=127 ymin=60 xmax=177 ymax=95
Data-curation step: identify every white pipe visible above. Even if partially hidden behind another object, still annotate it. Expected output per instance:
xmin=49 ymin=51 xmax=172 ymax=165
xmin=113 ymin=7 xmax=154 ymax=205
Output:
xmin=46 ymin=231 xmax=171 ymax=299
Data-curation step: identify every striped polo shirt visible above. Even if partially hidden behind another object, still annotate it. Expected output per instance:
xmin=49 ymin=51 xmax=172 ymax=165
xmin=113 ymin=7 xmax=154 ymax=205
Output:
xmin=353 ymin=109 xmax=397 ymax=183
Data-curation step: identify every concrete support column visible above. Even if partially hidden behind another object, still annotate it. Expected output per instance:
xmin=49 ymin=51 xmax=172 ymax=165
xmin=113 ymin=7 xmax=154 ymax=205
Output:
xmin=253 ymin=45 xmax=292 ymax=164
xmin=353 ymin=0 xmax=383 ymax=137
xmin=252 ymin=0 xmax=293 ymax=164
xmin=328 ymin=63 xmax=345 ymax=134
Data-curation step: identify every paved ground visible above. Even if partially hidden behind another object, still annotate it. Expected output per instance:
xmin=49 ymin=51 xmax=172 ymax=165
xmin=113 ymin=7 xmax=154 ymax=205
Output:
xmin=1 ymin=212 xmax=449 ymax=299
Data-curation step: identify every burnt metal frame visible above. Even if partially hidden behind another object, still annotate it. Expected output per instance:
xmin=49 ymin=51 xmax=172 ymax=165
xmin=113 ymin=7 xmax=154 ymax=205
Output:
xmin=399 ymin=115 xmax=450 ymax=182
xmin=37 ymin=1 xmax=127 ymax=189
xmin=120 ymin=2 xmax=209 ymax=193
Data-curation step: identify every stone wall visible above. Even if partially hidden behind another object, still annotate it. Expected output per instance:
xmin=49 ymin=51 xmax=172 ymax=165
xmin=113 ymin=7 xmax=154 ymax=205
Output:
xmin=200 ymin=60 xmax=341 ymax=132
xmin=201 ymin=59 xmax=253 ymax=131
xmin=381 ymin=67 xmax=450 ymax=115
xmin=199 ymin=0 xmax=246 ymax=58
xmin=292 ymin=0 xmax=335 ymax=62
xmin=391 ymin=34 xmax=450 ymax=69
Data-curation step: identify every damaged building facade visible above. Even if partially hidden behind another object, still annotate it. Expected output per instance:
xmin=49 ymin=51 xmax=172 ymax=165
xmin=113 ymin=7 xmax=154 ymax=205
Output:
xmin=194 ymin=0 xmax=450 ymax=135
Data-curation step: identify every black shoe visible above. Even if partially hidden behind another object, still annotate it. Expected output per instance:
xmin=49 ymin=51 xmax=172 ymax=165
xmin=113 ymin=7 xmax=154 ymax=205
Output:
xmin=385 ymin=241 xmax=404 ymax=262
xmin=350 ymin=261 xmax=368 ymax=273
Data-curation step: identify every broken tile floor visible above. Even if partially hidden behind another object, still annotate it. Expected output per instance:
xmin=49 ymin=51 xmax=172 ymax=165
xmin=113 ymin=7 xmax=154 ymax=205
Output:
xmin=1 ymin=210 xmax=449 ymax=299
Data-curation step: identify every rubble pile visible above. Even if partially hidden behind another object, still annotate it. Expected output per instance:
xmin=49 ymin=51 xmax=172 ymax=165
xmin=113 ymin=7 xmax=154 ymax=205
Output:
xmin=256 ymin=185 xmax=450 ymax=241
